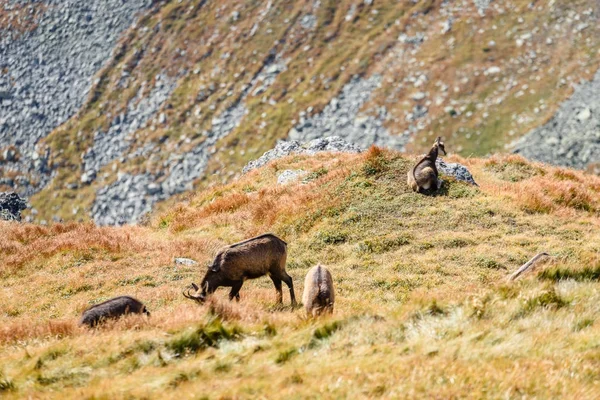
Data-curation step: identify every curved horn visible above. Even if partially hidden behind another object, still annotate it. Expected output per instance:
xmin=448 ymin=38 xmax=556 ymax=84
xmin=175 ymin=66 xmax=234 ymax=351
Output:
xmin=182 ymin=287 xmax=205 ymax=303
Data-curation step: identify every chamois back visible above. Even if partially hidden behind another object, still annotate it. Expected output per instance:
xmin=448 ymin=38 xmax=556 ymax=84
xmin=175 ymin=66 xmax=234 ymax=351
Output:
xmin=302 ymin=264 xmax=334 ymax=317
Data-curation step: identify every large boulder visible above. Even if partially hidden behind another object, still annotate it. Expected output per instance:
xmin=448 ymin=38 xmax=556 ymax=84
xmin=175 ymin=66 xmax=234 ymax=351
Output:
xmin=436 ymin=158 xmax=478 ymax=186
xmin=0 ymin=192 xmax=27 ymax=221
xmin=242 ymin=136 xmax=362 ymax=173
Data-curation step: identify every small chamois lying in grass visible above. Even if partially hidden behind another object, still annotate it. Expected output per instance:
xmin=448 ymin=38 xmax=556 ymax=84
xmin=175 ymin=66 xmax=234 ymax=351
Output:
xmin=302 ymin=264 xmax=334 ymax=317
xmin=183 ymin=233 xmax=297 ymax=306
xmin=80 ymin=296 xmax=150 ymax=327
xmin=407 ymin=137 xmax=446 ymax=194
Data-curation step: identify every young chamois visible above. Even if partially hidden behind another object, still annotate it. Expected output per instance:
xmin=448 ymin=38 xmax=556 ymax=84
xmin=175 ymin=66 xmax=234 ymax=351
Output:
xmin=302 ymin=264 xmax=334 ymax=317
xmin=407 ymin=137 xmax=446 ymax=194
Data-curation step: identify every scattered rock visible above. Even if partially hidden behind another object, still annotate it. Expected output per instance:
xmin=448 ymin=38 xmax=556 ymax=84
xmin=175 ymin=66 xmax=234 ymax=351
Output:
xmin=175 ymin=257 xmax=198 ymax=266
xmin=288 ymin=75 xmax=407 ymax=151
xmin=91 ymin=54 xmax=286 ymax=225
xmin=0 ymin=0 xmax=153 ymax=196
xmin=277 ymin=169 xmax=307 ymax=185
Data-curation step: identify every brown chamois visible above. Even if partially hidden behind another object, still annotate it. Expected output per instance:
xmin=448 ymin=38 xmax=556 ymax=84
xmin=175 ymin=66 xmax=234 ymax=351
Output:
xmin=407 ymin=137 xmax=446 ymax=193
xmin=80 ymin=296 xmax=150 ymax=327
xmin=183 ymin=233 xmax=297 ymax=306
xmin=302 ymin=264 xmax=334 ymax=317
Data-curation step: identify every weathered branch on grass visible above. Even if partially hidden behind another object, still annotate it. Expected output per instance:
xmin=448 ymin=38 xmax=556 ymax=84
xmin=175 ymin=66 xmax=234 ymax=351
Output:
xmin=508 ymin=252 xmax=551 ymax=282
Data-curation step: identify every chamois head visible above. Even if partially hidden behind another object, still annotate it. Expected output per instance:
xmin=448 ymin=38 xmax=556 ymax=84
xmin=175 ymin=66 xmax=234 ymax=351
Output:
xmin=183 ymin=282 xmax=207 ymax=303
xmin=434 ymin=137 xmax=447 ymax=156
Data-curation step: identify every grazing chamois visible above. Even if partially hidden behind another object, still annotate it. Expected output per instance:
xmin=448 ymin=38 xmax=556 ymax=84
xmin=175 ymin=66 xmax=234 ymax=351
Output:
xmin=183 ymin=233 xmax=297 ymax=306
xmin=80 ymin=296 xmax=149 ymax=327
xmin=302 ymin=264 xmax=334 ymax=317
xmin=407 ymin=137 xmax=446 ymax=194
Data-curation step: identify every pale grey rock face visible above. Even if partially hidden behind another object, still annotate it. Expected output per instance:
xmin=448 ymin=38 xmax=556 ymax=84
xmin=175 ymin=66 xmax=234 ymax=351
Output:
xmin=512 ymin=68 xmax=600 ymax=170
xmin=82 ymin=75 xmax=176 ymax=185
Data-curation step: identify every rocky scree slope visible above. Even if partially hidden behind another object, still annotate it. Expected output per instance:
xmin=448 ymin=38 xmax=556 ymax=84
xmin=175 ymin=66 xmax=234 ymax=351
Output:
xmin=0 ymin=0 xmax=598 ymax=225
xmin=513 ymin=68 xmax=600 ymax=172
xmin=0 ymin=0 xmax=153 ymax=197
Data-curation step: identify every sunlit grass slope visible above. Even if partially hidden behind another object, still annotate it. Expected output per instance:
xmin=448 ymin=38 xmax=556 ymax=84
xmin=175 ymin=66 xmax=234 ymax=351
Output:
xmin=1 ymin=148 xmax=600 ymax=398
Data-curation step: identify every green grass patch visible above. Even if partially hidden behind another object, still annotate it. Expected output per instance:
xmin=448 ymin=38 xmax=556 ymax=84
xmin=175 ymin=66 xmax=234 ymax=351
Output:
xmin=514 ymin=288 xmax=568 ymax=319
xmin=356 ymin=234 xmax=411 ymax=254
xmin=167 ymin=319 xmax=242 ymax=357
xmin=538 ymin=264 xmax=600 ymax=282
xmin=275 ymin=348 xmax=297 ymax=364
xmin=484 ymin=158 xmax=543 ymax=182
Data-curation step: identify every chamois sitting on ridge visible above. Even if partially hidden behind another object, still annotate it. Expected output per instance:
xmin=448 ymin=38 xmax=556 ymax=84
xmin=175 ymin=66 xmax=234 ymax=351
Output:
xmin=407 ymin=137 xmax=446 ymax=194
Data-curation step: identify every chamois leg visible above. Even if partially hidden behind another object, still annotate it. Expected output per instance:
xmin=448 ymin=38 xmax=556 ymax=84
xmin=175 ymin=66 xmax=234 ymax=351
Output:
xmin=281 ymin=272 xmax=297 ymax=307
xmin=269 ymin=275 xmax=283 ymax=304
xmin=228 ymin=281 xmax=243 ymax=301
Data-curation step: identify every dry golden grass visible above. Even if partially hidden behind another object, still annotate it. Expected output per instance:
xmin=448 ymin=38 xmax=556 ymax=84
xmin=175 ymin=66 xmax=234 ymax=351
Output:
xmin=2 ymin=150 xmax=600 ymax=398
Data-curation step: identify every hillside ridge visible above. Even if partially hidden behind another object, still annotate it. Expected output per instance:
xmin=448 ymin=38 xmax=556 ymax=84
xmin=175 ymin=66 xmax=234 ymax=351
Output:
xmin=0 ymin=0 xmax=599 ymax=226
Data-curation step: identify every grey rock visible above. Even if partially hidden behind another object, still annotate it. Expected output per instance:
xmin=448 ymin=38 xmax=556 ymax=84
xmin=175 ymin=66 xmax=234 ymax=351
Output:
xmin=300 ymin=14 xmax=317 ymax=30
xmin=436 ymin=158 xmax=478 ymax=186
xmin=174 ymin=257 xmax=198 ymax=266
xmin=277 ymin=169 xmax=307 ymax=185
xmin=91 ymin=52 xmax=286 ymax=225
xmin=82 ymin=75 xmax=175 ymax=183
xmin=0 ymin=192 xmax=27 ymax=221
xmin=473 ymin=0 xmax=492 ymax=15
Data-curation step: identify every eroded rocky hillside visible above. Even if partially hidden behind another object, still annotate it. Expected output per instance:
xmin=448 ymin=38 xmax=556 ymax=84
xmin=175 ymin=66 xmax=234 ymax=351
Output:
xmin=0 ymin=0 xmax=599 ymax=224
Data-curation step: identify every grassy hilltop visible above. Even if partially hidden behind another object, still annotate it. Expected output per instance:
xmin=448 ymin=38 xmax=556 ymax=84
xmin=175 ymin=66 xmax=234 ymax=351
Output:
xmin=1 ymin=148 xmax=600 ymax=398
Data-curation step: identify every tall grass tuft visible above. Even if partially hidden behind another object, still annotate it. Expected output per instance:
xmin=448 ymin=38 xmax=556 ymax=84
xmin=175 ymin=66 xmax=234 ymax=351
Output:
xmin=167 ymin=318 xmax=242 ymax=357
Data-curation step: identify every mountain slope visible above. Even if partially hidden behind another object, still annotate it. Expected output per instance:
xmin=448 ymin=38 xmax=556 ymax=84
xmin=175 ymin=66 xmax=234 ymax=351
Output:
xmin=1 ymin=149 xmax=600 ymax=398
xmin=1 ymin=0 xmax=599 ymax=224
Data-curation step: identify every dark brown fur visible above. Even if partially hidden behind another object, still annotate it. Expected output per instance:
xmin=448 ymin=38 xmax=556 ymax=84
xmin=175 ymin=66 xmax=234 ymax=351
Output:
xmin=183 ymin=233 xmax=296 ymax=306
xmin=80 ymin=296 xmax=149 ymax=327
xmin=407 ymin=137 xmax=446 ymax=193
